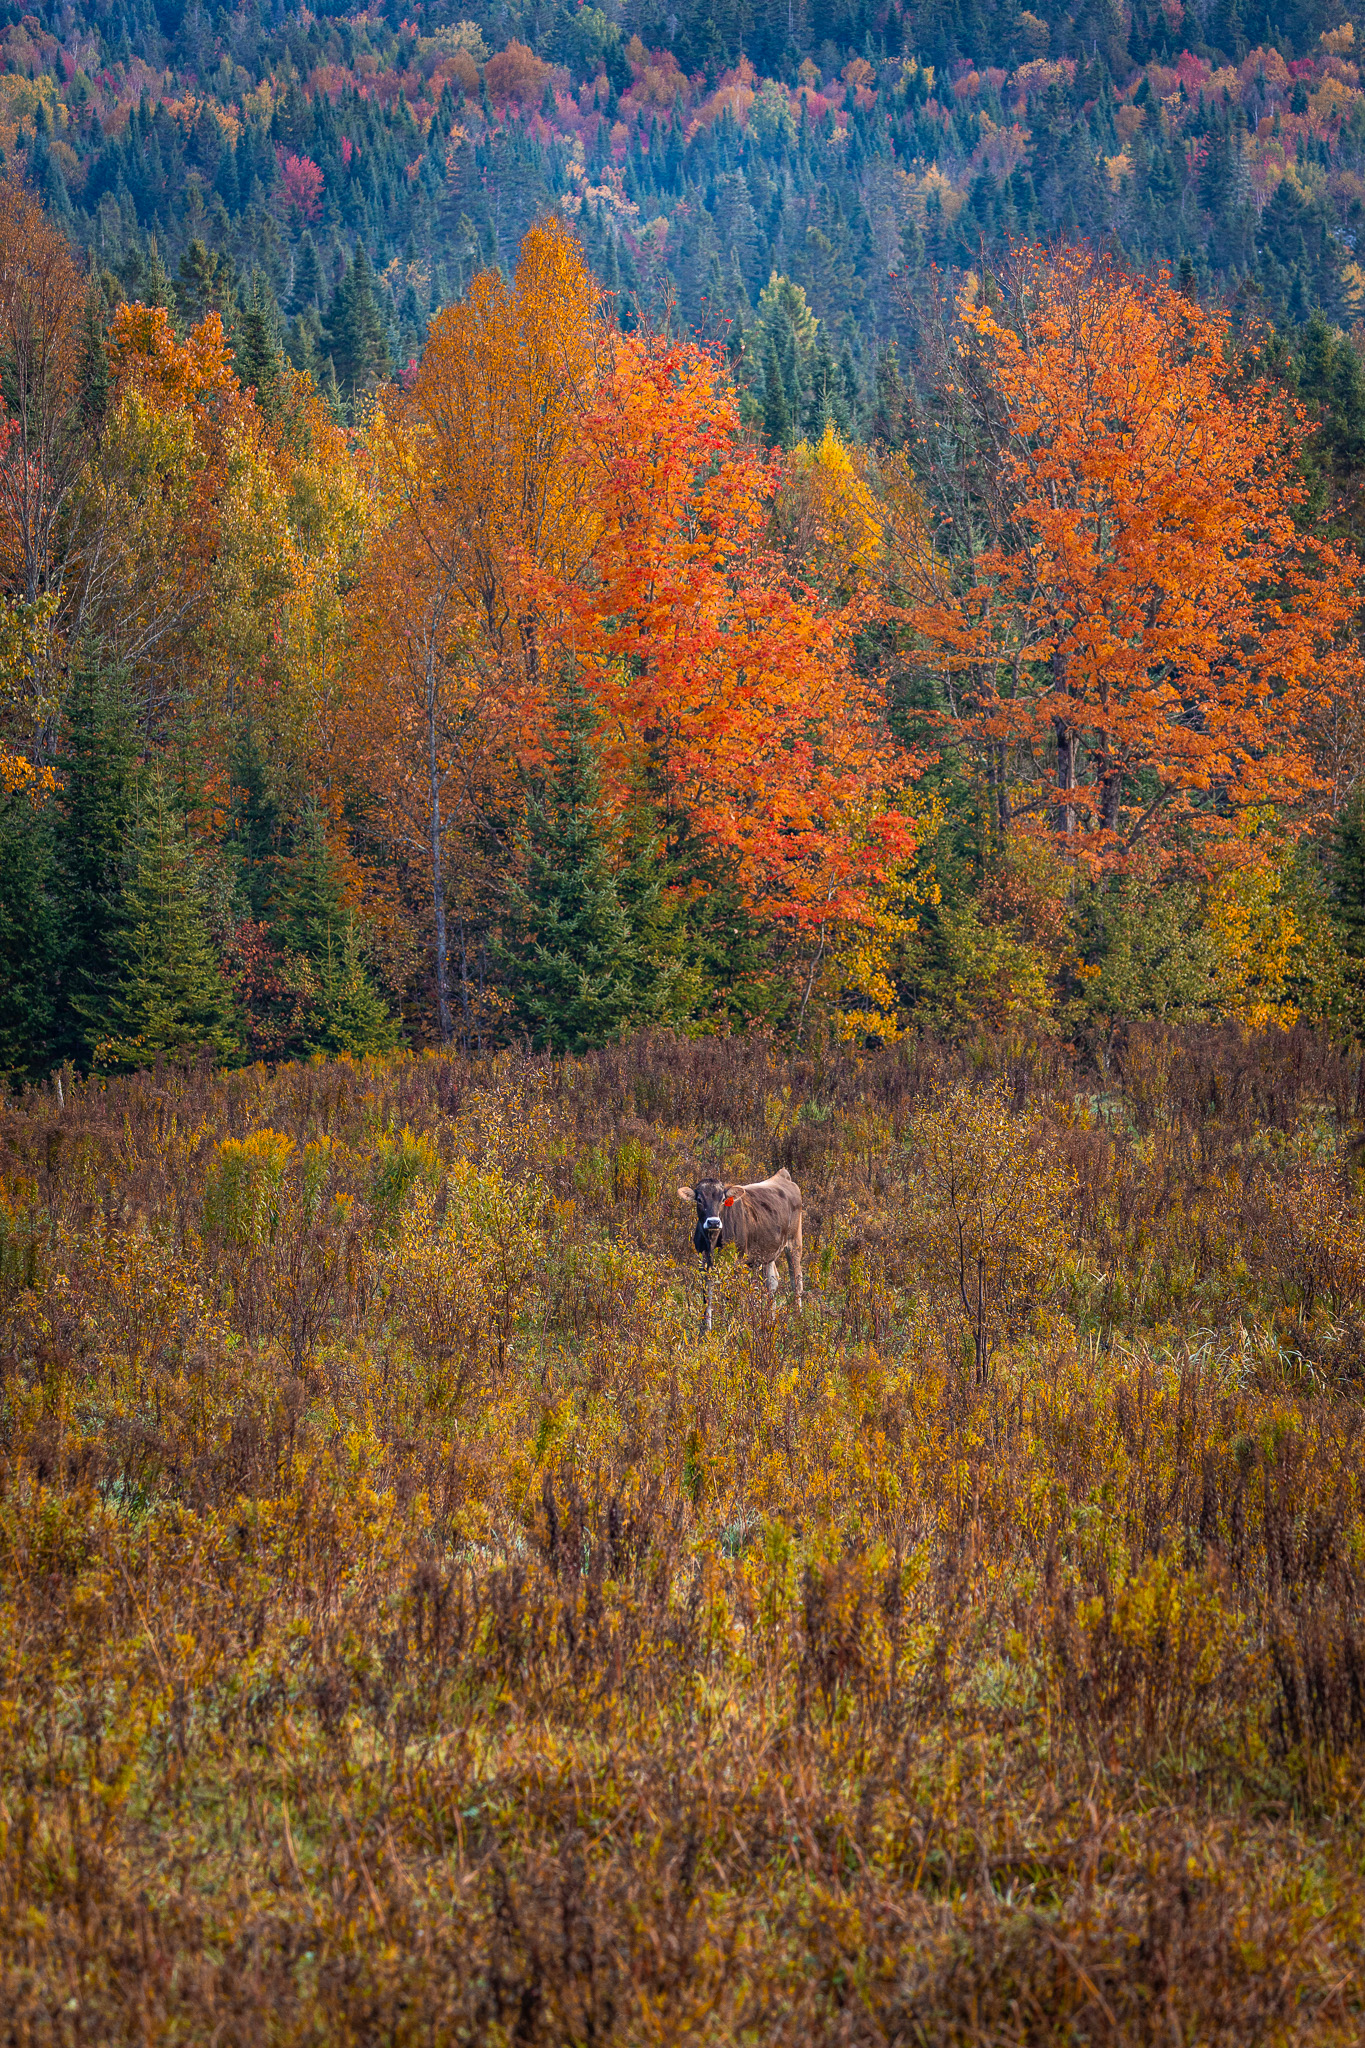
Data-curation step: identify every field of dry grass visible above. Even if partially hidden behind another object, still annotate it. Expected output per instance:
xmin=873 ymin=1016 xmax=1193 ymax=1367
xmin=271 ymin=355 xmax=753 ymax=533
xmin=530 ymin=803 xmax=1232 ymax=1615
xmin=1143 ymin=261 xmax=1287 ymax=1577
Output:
xmin=3 ymin=1027 xmax=1365 ymax=2044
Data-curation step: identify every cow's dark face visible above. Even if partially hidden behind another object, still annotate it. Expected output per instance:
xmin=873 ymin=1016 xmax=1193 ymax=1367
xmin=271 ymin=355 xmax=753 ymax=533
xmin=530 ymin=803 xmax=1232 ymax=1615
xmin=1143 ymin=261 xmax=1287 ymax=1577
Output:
xmin=679 ymin=1179 xmax=729 ymax=1266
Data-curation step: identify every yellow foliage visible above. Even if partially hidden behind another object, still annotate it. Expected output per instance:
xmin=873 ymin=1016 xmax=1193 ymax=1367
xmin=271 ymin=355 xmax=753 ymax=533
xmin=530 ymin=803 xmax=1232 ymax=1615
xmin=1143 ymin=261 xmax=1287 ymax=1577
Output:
xmin=205 ymin=1129 xmax=295 ymax=1247
xmin=0 ymin=591 xmax=59 ymax=800
xmin=1205 ymin=832 xmax=1302 ymax=1030
xmin=908 ymin=1082 xmax=1075 ymax=1377
xmin=826 ymin=792 xmax=941 ymax=1042
xmin=785 ymin=425 xmax=883 ymax=588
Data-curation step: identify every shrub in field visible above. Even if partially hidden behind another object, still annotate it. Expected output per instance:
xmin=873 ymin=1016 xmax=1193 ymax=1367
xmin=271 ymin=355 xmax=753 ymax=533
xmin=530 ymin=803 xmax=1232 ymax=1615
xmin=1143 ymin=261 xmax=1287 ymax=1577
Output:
xmin=907 ymin=1081 xmax=1075 ymax=1379
xmin=369 ymin=1122 xmax=440 ymax=1238
xmin=203 ymin=1127 xmax=293 ymax=1247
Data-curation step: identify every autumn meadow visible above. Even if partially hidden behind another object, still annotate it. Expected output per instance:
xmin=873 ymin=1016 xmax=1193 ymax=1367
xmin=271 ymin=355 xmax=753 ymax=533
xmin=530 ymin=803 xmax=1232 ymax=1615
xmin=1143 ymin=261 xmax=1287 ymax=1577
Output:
xmin=7 ymin=152 xmax=1365 ymax=2040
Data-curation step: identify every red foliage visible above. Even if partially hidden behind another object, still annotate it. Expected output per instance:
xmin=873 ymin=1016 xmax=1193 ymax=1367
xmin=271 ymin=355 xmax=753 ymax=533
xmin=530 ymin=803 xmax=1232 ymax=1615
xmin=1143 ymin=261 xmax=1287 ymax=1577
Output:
xmin=277 ymin=149 xmax=323 ymax=221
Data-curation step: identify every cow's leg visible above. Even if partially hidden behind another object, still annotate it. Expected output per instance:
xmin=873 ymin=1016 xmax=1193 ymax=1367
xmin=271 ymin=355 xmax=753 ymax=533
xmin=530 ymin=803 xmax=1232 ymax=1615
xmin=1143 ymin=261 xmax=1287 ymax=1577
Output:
xmin=764 ymin=1260 xmax=780 ymax=1308
xmin=786 ymin=1232 xmax=803 ymax=1313
xmin=703 ymin=1267 xmax=714 ymax=1336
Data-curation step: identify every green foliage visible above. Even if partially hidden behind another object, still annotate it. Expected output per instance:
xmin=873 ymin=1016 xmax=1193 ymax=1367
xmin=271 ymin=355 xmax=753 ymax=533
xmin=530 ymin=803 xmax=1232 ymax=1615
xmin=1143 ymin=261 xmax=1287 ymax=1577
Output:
xmin=54 ymin=654 xmax=139 ymax=1068
xmin=370 ymin=1123 xmax=440 ymax=1235
xmin=0 ymin=791 xmax=58 ymax=1079
xmin=94 ymin=769 xmax=243 ymax=1072
xmin=203 ymin=1128 xmax=294 ymax=1248
xmin=324 ymin=246 xmax=391 ymax=399
xmin=235 ymin=274 xmax=286 ymax=419
xmin=276 ymin=804 xmax=397 ymax=1058
xmin=498 ymin=674 xmax=641 ymax=1053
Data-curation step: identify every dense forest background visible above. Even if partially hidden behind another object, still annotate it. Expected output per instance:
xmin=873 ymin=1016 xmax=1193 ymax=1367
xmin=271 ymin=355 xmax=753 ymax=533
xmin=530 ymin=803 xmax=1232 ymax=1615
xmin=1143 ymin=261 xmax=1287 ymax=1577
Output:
xmin=7 ymin=0 xmax=1365 ymax=1074
xmin=7 ymin=0 xmax=1365 ymax=398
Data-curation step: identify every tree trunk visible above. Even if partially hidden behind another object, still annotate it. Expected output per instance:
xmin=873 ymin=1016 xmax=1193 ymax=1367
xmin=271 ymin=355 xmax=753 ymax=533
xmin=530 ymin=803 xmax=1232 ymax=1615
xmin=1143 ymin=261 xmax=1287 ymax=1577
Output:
xmin=1055 ymin=719 xmax=1077 ymax=836
xmin=458 ymin=913 xmax=471 ymax=1050
xmin=427 ymin=656 xmax=452 ymax=1044
xmin=1052 ymin=644 xmax=1076 ymax=836
xmin=1100 ymin=765 xmax=1122 ymax=836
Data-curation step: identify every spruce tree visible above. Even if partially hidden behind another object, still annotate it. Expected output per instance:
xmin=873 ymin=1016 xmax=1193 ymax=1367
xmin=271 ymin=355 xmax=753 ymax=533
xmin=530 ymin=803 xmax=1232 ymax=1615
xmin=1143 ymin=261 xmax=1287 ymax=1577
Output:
xmin=292 ymin=231 xmax=323 ymax=313
xmin=227 ymin=722 xmax=283 ymax=921
xmin=0 ymin=792 xmax=58 ymax=1079
xmin=762 ymin=334 xmax=791 ymax=447
xmin=54 ymin=655 xmax=138 ymax=1066
xmin=498 ymin=675 xmax=639 ymax=1052
xmin=615 ymin=776 xmax=693 ymax=1027
xmin=77 ymin=290 xmax=111 ymax=433
xmin=277 ymin=804 xmax=397 ymax=1056
xmin=1332 ymin=785 xmax=1365 ymax=968
xmin=236 ymin=276 xmax=285 ymax=418
xmin=325 ymin=247 xmax=390 ymax=396
xmin=96 ymin=771 xmax=242 ymax=1072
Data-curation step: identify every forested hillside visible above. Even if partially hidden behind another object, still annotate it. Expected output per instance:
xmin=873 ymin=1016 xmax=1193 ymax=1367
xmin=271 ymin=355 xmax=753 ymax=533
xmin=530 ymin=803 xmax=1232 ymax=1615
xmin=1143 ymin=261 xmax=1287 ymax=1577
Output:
xmin=5 ymin=0 xmax=1365 ymax=412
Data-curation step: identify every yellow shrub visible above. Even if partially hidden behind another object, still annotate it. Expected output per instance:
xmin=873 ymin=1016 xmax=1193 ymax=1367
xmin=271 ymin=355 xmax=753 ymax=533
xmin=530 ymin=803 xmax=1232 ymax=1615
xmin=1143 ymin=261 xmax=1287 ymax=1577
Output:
xmin=204 ymin=1129 xmax=294 ymax=1248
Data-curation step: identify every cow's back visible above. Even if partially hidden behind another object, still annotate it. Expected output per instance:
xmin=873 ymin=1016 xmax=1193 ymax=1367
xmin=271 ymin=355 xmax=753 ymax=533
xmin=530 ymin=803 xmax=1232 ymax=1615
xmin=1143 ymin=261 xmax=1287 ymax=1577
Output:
xmin=729 ymin=1171 xmax=801 ymax=1259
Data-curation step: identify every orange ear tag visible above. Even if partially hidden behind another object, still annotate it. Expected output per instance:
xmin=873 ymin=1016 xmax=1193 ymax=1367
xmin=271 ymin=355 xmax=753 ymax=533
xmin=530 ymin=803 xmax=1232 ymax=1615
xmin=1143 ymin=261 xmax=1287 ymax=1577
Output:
xmin=723 ymin=1197 xmax=734 ymax=1207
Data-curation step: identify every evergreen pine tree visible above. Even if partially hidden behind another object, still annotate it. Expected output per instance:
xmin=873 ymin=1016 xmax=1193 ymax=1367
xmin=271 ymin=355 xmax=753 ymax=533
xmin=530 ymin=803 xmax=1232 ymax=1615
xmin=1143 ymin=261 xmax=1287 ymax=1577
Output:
xmin=498 ymin=675 xmax=639 ymax=1052
xmin=176 ymin=237 xmax=237 ymax=329
xmin=292 ymin=231 xmax=323 ymax=313
xmin=615 ymin=776 xmax=692 ymax=1026
xmin=227 ymin=722 xmax=283 ymax=920
xmin=1331 ymin=785 xmax=1365 ymax=968
xmin=839 ymin=342 xmax=861 ymax=432
xmin=54 ymin=656 xmax=138 ymax=1066
xmin=276 ymin=803 xmax=397 ymax=1056
xmin=77 ymin=290 xmax=111 ymax=433
xmin=872 ymin=342 xmax=908 ymax=445
xmin=96 ymin=770 xmax=243 ymax=1072
xmin=132 ymin=235 xmax=176 ymax=313
xmin=805 ymin=335 xmax=837 ymax=438
xmin=324 ymin=246 xmax=390 ymax=396
xmin=0 ymin=791 xmax=58 ymax=1079
xmin=762 ymin=333 xmax=791 ymax=446
xmin=236 ymin=275 xmax=285 ymax=418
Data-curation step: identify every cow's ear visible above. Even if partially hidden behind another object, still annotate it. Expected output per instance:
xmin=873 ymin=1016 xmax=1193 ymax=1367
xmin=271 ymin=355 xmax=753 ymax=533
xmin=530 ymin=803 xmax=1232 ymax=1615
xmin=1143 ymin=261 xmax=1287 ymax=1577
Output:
xmin=678 ymin=1186 xmax=695 ymax=1203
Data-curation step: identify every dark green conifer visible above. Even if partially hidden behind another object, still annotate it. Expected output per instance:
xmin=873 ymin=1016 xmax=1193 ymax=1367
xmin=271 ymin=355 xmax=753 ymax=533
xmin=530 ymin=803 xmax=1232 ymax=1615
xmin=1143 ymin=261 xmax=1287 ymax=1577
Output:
xmin=1331 ymin=786 xmax=1365 ymax=971
xmin=77 ymin=290 xmax=111 ymax=433
xmin=95 ymin=770 xmax=243 ymax=1072
xmin=498 ymin=674 xmax=639 ymax=1053
xmin=54 ymin=655 xmax=138 ymax=1067
xmin=236 ymin=275 xmax=285 ymax=417
xmin=762 ymin=334 xmax=791 ymax=447
xmin=292 ymin=232 xmax=323 ymax=313
xmin=0 ymin=791 xmax=58 ymax=1079
xmin=324 ymin=246 xmax=390 ymax=396
xmin=277 ymin=804 xmax=397 ymax=1056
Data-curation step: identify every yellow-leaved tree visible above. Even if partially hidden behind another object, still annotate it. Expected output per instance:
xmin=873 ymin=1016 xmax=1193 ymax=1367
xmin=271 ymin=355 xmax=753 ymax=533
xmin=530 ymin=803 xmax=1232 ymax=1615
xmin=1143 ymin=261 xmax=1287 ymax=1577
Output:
xmin=346 ymin=218 xmax=604 ymax=1041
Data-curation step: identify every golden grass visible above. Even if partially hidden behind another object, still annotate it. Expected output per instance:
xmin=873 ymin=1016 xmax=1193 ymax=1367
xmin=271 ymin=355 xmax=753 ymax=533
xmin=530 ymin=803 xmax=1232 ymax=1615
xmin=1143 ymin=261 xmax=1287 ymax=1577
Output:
xmin=2 ymin=1026 xmax=1364 ymax=2043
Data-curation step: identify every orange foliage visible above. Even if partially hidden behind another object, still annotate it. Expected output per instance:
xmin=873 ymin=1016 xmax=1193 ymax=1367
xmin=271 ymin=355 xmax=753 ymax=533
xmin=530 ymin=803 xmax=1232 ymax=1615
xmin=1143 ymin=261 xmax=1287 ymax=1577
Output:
xmin=483 ymin=41 xmax=551 ymax=102
xmin=544 ymin=335 xmax=918 ymax=933
xmin=909 ymin=249 xmax=1364 ymax=866
xmin=0 ymin=174 xmax=86 ymax=607
xmin=107 ymin=302 xmax=242 ymax=418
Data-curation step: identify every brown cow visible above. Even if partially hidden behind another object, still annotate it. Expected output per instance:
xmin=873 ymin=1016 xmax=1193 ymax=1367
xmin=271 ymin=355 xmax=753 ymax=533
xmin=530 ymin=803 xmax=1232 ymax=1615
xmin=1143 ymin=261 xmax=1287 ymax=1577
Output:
xmin=679 ymin=1169 xmax=804 ymax=1334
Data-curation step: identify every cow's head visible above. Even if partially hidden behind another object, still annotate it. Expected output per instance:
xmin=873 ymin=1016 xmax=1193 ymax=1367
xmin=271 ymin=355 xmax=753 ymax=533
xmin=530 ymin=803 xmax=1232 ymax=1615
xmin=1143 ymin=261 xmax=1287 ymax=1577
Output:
xmin=679 ymin=1179 xmax=731 ymax=1267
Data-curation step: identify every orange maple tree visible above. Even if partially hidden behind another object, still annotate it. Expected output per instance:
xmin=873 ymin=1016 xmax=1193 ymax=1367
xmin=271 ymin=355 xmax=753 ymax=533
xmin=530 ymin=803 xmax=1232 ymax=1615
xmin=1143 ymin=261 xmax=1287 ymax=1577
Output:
xmin=543 ymin=331 xmax=918 ymax=940
xmin=906 ymin=248 xmax=1364 ymax=865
